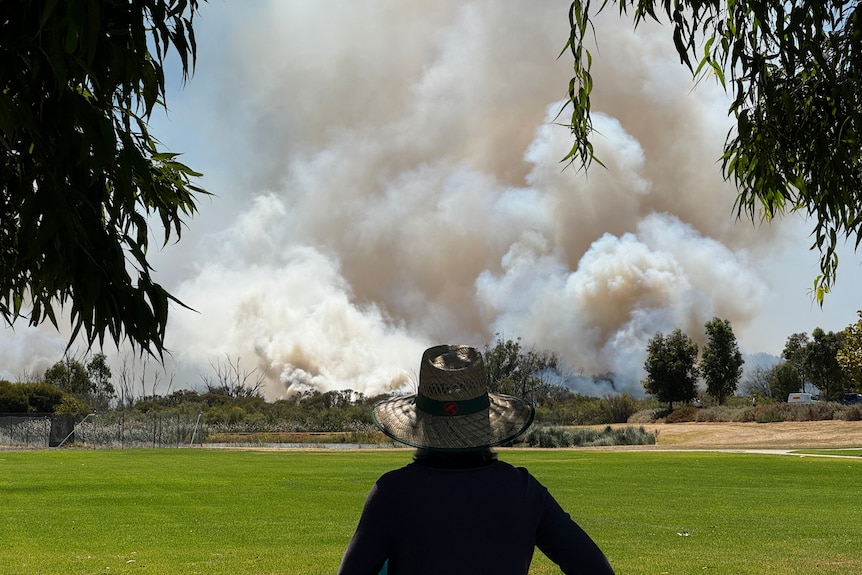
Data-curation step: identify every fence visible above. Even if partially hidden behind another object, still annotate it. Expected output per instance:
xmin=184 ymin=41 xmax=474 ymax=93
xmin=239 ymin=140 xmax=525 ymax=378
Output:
xmin=0 ymin=412 xmax=205 ymax=449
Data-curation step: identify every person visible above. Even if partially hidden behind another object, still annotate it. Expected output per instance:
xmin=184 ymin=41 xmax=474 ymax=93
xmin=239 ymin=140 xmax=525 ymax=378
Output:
xmin=338 ymin=344 xmax=616 ymax=575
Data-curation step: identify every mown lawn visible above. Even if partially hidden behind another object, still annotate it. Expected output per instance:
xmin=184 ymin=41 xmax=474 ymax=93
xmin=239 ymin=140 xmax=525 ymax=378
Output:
xmin=0 ymin=448 xmax=858 ymax=574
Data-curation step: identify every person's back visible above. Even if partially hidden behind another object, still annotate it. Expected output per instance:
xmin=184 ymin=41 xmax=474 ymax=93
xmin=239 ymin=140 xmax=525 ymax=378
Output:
xmin=339 ymin=451 xmax=614 ymax=574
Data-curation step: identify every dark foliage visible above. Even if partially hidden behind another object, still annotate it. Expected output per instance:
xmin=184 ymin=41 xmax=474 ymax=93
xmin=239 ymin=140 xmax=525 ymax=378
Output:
xmin=1 ymin=0 xmax=207 ymax=355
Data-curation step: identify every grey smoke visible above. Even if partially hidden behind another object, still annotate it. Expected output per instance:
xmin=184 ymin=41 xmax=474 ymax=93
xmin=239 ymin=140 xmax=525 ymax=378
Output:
xmin=2 ymin=1 xmax=857 ymax=399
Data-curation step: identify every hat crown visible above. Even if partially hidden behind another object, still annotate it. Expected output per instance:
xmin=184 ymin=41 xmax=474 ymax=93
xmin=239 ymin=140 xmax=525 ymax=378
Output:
xmin=418 ymin=344 xmax=487 ymax=401
xmin=371 ymin=344 xmax=534 ymax=450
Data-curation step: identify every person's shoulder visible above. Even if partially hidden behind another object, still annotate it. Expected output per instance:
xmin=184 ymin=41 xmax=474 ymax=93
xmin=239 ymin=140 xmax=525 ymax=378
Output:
xmin=490 ymin=459 xmax=542 ymax=482
xmin=497 ymin=459 xmax=553 ymax=488
xmin=377 ymin=463 xmax=415 ymax=483
xmin=493 ymin=458 xmax=530 ymax=474
xmin=368 ymin=464 xmax=419 ymax=500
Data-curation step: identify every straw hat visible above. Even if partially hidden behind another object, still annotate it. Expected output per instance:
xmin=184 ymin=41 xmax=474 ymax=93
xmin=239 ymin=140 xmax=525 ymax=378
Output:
xmin=372 ymin=344 xmax=535 ymax=451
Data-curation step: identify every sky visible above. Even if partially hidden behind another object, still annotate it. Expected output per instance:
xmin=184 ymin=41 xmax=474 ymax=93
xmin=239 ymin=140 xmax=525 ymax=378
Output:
xmin=2 ymin=1 xmax=861 ymax=398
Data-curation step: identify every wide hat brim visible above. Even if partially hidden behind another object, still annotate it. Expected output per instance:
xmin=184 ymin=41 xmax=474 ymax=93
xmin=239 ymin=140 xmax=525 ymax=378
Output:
xmin=372 ymin=392 xmax=535 ymax=451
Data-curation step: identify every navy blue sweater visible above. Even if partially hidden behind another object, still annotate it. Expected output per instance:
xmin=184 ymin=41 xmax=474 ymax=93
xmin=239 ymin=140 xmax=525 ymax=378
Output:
xmin=338 ymin=458 xmax=615 ymax=575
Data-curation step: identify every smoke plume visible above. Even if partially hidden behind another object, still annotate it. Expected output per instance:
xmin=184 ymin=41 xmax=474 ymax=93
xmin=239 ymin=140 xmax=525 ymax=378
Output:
xmin=5 ymin=1 xmax=832 ymax=398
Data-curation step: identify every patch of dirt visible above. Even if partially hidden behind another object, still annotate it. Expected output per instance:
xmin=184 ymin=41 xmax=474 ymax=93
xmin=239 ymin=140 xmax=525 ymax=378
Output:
xmin=623 ymin=420 xmax=862 ymax=450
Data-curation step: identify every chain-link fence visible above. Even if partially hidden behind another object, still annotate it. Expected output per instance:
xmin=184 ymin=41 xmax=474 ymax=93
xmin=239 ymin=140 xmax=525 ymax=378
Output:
xmin=0 ymin=412 xmax=206 ymax=449
xmin=0 ymin=415 xmax=52 ymax=448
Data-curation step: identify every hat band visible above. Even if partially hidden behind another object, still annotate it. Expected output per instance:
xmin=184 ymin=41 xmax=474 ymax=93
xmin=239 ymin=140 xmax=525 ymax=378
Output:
xmin=415 ymin=392 xmax=490 ymax=417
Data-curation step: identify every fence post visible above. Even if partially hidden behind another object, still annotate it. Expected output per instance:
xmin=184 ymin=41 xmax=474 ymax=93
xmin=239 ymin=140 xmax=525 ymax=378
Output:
xmin=190 ymin=413 xmax=202 ymax=447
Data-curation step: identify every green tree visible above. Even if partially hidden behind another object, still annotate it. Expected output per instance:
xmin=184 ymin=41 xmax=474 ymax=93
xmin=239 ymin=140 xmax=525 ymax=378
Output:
xmin=781 ymin=332 xmax=810 ymax=390
xmin=1 ymin=0 xmax=207 ymax=356
xmin=483 ymin=336 xmax=559 ymax=406
xmin=700 ymin=317 xmax=745 ymax=405
xmin=770 ymin=361 xmax=805 ymax=401
xmin=837 ymin=311 xmax=862 ymax=391
xmin=0 ymin=381 xmax=29 ymax=413
xmin=804 ymin=327 xmax=849 ymax=401
xmin=642 ymin=329 xmax=699 ymax=410
xmin=86 ymin=353 xmax=116 ymax=410
xmin=20 ymin=382 xmax=67 ymax=413
xmin=564 ymin=1 xmax=862 ymax=300
xmin=44 ymin=358 xmax=91 ymax=396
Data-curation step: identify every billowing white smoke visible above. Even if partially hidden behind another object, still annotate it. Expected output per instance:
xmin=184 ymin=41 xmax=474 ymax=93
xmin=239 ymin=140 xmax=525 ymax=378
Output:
xmin=3 ymin=1 xmax=791 ymax=398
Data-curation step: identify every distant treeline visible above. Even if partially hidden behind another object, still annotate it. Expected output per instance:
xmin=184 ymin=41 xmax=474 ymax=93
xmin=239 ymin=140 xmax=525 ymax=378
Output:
xmin=3 ymin=332 xmax=862 ymax=435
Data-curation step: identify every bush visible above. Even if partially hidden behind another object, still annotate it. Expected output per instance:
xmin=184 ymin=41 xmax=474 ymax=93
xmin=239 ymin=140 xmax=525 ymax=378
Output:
xmin=602 ymin=393 xmax=638 ymax=423
xmin=0 ymin=381 xmax=29 ymax=412
xmin=695 ymin=406 xmax=745 ymax=422
xmin=753 ymin=409 xmax=784 ymax=423
xmin=839 ymin=404 xmax=862 ymax=421
xmin=525 ymin=425 xmax=656 ymax=447
xmin=21 ymin=383 xmax=65 ymax=413
xmin=666 ymin=406 xmax=697 ymax=423
xmin=203 ymin=405 xmax=247 ymax=425
xmin=628 ymin=408 xmax=666 ymax=424
xmin=629 ymin=401 xmax=862 ymax=423
xmin=54 ymin=395 xmax=90 ymax=417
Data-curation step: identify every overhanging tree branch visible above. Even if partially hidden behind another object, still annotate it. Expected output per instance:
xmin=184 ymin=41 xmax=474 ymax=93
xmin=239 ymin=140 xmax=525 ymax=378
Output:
xmin=565 ymin=0 xmax=862 ymax=302
xmin=1 ymin=0 xmax=209 ymax=357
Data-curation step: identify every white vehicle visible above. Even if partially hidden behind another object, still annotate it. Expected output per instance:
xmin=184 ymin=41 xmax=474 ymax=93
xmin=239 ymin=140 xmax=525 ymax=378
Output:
xmin=787 ymin=392 xmax=817 ymax=404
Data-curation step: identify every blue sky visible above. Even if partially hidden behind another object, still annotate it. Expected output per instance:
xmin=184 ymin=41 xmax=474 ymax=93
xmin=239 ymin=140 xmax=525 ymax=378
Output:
xmin=2 ymin=1 xmax=860 ymax=397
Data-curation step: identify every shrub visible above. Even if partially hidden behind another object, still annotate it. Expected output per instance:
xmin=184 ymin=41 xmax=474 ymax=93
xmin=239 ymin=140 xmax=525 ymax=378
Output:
xmin=203 ymin=405 xmax=247 ymax=425
xmin=666 ymin=406 xmax=697 ymax=423
xmin=628 ymin=408 xmax=667 ymax=424
xmin=602 ymin=393 xmax=638 ymax=423
xmin=0 ymin=381 xmax=29 ymax=413
xmin=54 ymin=395 xmax=90 ymax=417
xmin=754 ymin=409 xmax=784 ymax=423
xmin=695 ymin=406 xmax=745 ymax=422
xmin=572 ymin=399 xmax=609 ymax=425
xmin=839 ymin=404 xmax=862 ymax=421
xmin=525 ymin=425 xmax=656 ymax=447
xmin=21 ymin=383 xmax=65 ymax=413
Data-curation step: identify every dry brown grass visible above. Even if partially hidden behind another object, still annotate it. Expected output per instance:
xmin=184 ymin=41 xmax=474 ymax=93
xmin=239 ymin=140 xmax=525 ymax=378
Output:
xmin=617 ymin=419 xmax=862 ymax=450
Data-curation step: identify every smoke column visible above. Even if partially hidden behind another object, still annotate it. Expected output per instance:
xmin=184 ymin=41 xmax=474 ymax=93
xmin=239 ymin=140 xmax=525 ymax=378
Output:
xmin=2 ymin=1 xmax=816 ymax=397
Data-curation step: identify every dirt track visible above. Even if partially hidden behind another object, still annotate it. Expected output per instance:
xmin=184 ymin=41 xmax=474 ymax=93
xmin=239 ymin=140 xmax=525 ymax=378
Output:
xmin=616 ymin=420 xmax=862 ymax=450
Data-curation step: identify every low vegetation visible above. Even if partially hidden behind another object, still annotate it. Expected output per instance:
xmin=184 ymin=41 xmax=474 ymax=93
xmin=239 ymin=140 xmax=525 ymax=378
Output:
xmin=3 ymin=334 xmax=862 ymax=450
xmin=630 ymin=398 xmax=862 ymax=424
xmin=524 ymin=425 xmax=656 ymax=448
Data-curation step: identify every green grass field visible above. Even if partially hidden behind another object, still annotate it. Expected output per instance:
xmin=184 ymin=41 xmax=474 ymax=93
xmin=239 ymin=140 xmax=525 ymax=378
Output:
xmin=0 ymin=448 xmax=859 ymax=574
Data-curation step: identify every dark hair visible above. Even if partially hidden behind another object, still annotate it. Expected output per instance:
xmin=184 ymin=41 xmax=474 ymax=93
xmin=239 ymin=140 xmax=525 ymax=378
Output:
xmin=413 ymin=448 xmax=498 ymax=469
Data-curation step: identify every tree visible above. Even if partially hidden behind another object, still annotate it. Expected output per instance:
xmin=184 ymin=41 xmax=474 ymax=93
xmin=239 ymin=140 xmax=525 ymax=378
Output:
xmin=200 ymin=355 xmax=265 ymax=399
xmin=0 ymin=381 xmax=29 ymax=413
xmin=837 ymin=311 xmax=862 ymax=391
xmin=642 ymin=329 xmax=699 ymax=410
xmin=564 ymin=1 xmax=862 ymax=300
xmin=742 ymin=365 xmax=775 ymax=399
xmin=483 ymin=336 xmax=559 ymax=406
xmin=1 ymin=0 xmax=207 ymax=356
xmin=20 ymin=382 xmax=67 ymax=413
xmin=86 ymin=353 xmax=116 ymax=410
xmin=700 ymin=317 xmax=745 ymax=405
xmin=804 ymin=327 xmax=849 ymax=401
xmin=769 ymin=362 xmax=805 ymax=401
xmin=44 ymin=358 xmax=91 ymax=396
xmin=781 ymin=332 xmax=810 ymax=390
